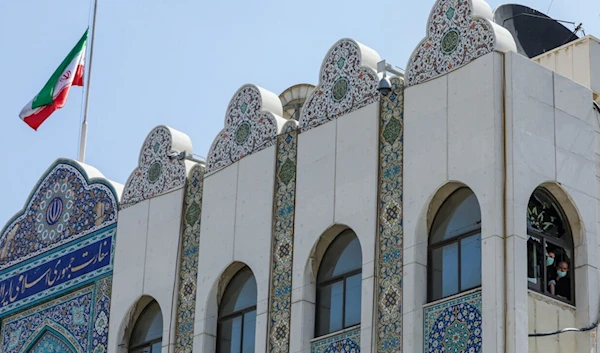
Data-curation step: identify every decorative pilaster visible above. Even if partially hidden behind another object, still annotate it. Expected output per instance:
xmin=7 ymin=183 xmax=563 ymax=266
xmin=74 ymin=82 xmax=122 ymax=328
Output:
xmin=376 ymin=77 xmax=405 ymax=353
xmin=174 ymin=164 xmax=205 ymax=353
xmin=267 ymin=120 xmax=299 ymax=353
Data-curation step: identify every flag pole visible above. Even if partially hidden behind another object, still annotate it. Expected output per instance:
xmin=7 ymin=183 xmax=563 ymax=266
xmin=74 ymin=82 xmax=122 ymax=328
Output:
xmin=78 ymin=0 xmax=98 ymax=163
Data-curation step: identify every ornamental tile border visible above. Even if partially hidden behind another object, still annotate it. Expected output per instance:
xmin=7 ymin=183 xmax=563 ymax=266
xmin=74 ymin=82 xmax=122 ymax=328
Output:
xmin=174 ymin=164 xmax=205 ymax=353
xmin=267 ymin=119 xmax=298 ymax=353
xmin=299 ymin=38 xmax=380 ymax=133
xmin=0 ymin=276 xmax=112 ymax=353
xmin=375 ymin=77 xmax=404 ymax=353
xmin=0 ymin=227 xmax=116 ymax=317
xmin=405 ymin=0 xmax=516 ymax=86
xmin=206 ymin=84 xmax=286 ymax=174
xmin=423 ymin=291 xmax=482 ymax=353
xmin=0 ymin=159 xmax=118 ymax=272
xmin=121 ymin=125 xmax=191 ymax=208
xmin=311 ymin=327 xmax=361 ymax=353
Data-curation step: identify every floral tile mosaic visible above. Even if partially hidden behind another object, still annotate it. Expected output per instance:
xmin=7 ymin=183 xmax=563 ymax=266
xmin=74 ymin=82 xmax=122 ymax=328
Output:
xmin=0 ymin=276 xmax=112 ymax=353
xmin=299 ymin=38 xmax=380 ymax=133
xmin=267 ymin=119 xmax=298 ymax=353
xmin=174 ymin=164 xmax=204 ymax=353
xmin=311 ymin=327 xmax=361 ymax=353
xmin=423 ymin=291 xmax=482 ymax=353
xmin=405 ymin=0 xmax=515 ymax=86
xmin=121 ymin=125 xmax=191 ymax=208
xmin=206 ymin=84 xmax=286 ymax=174
xmin=0 ymin=159 xmax=118 ymax=272
xmin=376 ymin=77 xmax=404 ymax=353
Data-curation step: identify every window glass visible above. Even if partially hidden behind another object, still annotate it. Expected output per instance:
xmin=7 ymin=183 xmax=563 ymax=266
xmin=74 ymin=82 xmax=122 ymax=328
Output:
xmin=316 ymin=281 xmax=344 ymax=336
xmin=430 ymin=188 xmax=481 ymax=243
xmin=344 ymin=273 xmax=362 ymax=327
xmin=220 ymin=268 xmax=257 ymax=315
xmin=460 ymin=233 xmax=482 ymax=291
xmin=431 ymin=243 xmax=459 ymax=299
xmin=218 ymin=317 xmax=242 ymax=353
xmin=242 ymin=310 xmax=256 ymax=353
xmin=526 ymin=188 xmax=574 ymax=304
xmin=428 ymin=188 xmax=482 ymax=302
xmin=218 ymin=267 xmax=257 ymax=353
xmin=317 ymin=231 xmax=362 ymax=281
xmin=130 ymin=300 xmax=163 ymax=352
xmin=316 ymin=230 xmax=362 ymax=337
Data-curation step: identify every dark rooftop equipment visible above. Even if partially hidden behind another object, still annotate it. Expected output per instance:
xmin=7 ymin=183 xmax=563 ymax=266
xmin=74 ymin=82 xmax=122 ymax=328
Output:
xmin=494 ymin=4 xmax=580 ymax=58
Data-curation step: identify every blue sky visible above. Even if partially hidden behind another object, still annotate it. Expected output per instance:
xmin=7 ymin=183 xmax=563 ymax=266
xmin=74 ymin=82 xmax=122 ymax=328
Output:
xmin=0 ymin=0 xmax=598 ymax=224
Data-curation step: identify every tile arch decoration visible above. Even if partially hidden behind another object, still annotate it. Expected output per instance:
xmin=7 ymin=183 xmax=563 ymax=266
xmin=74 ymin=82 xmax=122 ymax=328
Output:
xmin=0 ymin=158 xmax=119 ymax=272
xmin=0 ymin=278 xmax=112 ymax=353
xmin=22 ymin=326 xmax=80 ymax=353
xmin=121 ymin=125 xmax=193 ymax=208
xmin=206 ymin=84 xmax=286 ymax=174
xmin=405 ymin=0 xmax=516 ymax=86
xmin=299 ymin=38 xmax=380 ymax=132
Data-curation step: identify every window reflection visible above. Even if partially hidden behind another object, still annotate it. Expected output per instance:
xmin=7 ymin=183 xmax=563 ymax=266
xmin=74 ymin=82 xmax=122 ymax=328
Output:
xmin=217 ymin=267 xmax=257 ymax=353
xmin=316 ymin=229 xmax=362 ymax=337
xmin=428 ymin=188 xmax=482 ymax=302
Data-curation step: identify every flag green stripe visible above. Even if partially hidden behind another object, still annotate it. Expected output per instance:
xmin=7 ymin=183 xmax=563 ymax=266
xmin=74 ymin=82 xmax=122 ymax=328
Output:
xmin=32 ymin=29 xmax=88 ymax=109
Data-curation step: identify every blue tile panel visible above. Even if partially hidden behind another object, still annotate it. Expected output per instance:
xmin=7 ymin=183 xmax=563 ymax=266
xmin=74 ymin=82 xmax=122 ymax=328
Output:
xmin=0 ymin=227 xmax=115 ymax=317
xmin=311 ymin=327 xmax=361 ymax=353
xmin=0 ymin=159 xmax=118 ymax=272
xmin=0 ymin=276 xmax=112 ymax=353
xmin=423 ymin=290 xmax=482 ymax=353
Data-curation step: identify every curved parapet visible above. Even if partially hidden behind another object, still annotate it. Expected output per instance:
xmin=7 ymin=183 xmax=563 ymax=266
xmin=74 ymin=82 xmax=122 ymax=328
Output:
xmin=0 ymin=158 xmax=120 ymax=271
xmin=299 ymin=38 xmax=380 ymax=132
xmin=405 ymin=0 xmax=516 ymax=86
xmin=206 ymin=84 xmax=286 ymax=174
xmin=282 ymin=119 xmax=299 ymax=134
xmin=121 ymin=125 xmax=192 ymax=208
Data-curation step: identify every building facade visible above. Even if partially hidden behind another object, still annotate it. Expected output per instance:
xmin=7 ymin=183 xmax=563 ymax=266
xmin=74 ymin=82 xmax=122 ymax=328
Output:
xmin=2 ymin=0 xmax=600 ymax=353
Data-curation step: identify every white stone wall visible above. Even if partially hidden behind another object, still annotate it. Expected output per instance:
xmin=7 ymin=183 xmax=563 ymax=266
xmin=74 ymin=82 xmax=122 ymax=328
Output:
xmin=193 ymin=146 xmax=276 ymax=353
xmin=533 ymin=36 xmax=600 ymax=104
xmin=505 ymin=51 xmax=598 ymax=353
xmin=528 ymin=292 xmax=576 ymax=353
xmin=291 ymin=102 xmax=379 ymax=353
xmin=403 ymin=51 xmax=506 ymax=353
xmin=109 ymin=188 xmax=186 ymax=353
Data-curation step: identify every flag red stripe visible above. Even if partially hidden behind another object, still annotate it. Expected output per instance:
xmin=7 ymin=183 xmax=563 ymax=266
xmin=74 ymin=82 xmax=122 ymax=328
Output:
xmin=72 ymin=63 xmax=84 ymax=86
xmin=22 ymin=85 xmax=71 ymax=130
xmin=22 ymin=104 xmax=58 ymax=131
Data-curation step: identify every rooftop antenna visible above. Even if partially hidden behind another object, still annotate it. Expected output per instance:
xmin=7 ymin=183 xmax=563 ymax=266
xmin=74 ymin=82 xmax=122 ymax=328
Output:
xmin=546 ymin=0 xmax=555 ymax=14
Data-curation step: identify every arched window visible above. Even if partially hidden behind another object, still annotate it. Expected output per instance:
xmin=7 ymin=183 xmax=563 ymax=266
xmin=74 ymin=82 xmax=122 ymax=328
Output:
xmin=526 ymin=188 xmax=574 ymax=304
xmin=217 ymin=266 xmax=257 ymax=353
xmin=428 ymin=187 xmax=482 ymax=302
xmin=129 ymin=300 xmax=163 ymax=353
xmin=315 ymin=229 xmax=362 ymax=337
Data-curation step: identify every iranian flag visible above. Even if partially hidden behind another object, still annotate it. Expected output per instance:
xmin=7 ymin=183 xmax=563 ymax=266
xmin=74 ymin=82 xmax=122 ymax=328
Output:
xmin=19 ymin=29 xmax=88 ymax=130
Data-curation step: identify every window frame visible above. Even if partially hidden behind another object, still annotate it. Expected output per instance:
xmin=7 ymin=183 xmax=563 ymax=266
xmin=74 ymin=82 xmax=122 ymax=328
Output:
xmin=314 ymin=230 xmax=362 ymax=338
xmin=427 ymin=187 xmax=482 ymax=303
xmin=527 ymin=188 xmax=575 ymax=305
xmin=216 ymin=267 xmax=257 ymax=353
xmin=128 ymin=300 xmax=163 ymax=353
